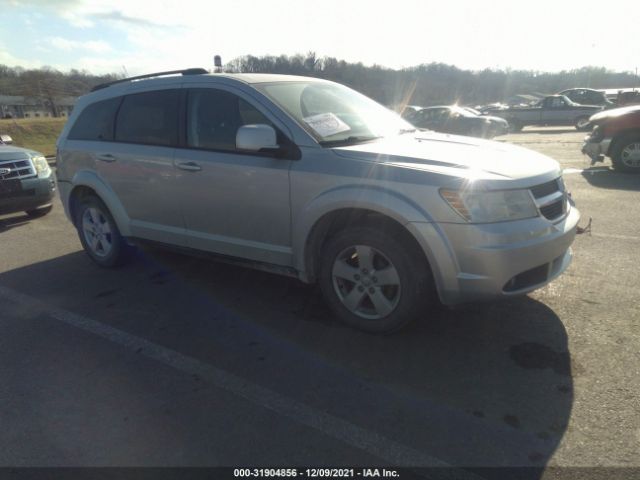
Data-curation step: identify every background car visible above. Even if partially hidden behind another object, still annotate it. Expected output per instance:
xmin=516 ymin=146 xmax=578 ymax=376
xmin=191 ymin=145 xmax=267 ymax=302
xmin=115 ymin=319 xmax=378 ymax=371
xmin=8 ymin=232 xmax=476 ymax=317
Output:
xmin=490 ymin=95 xmax=603 ymax=132
xmin=582 ymin=104 xmax=640 ymax=172
xmin=0 ymin=135 xmax=55 ymax=217
xmin=409 ymin=105 xmax=509 ymax=138
xmin=557 ymin=88 xmax=614 ymax=108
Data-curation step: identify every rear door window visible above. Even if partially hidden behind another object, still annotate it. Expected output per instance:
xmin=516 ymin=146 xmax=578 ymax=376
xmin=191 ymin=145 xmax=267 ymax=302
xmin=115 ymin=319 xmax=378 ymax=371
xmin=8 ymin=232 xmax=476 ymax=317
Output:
xmin=68 ymin=97 xmax=121 ymax=141
xmin=115 ymin=90 xmax=181 ymax=147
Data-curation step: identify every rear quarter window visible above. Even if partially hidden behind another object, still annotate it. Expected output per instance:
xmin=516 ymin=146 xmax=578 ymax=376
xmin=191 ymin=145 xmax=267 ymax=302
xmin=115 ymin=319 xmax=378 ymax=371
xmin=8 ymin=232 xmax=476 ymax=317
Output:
xmin=68 ymin=97 xmax=122 ymax=141
xmin=115 ymin=90 xmax=181 ymax=147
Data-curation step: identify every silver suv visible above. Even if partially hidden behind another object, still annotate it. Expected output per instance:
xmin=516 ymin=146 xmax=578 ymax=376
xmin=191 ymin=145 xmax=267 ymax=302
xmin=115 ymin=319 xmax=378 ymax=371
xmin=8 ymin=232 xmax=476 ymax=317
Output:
xmin=56 ymin=69 xmax=580 ymax=332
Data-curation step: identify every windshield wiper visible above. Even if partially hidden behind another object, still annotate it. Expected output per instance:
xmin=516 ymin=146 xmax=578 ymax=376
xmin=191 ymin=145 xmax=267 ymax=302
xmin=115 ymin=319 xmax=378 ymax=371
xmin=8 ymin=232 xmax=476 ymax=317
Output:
xmin=319 ymin=136 xmax=382 ymax=147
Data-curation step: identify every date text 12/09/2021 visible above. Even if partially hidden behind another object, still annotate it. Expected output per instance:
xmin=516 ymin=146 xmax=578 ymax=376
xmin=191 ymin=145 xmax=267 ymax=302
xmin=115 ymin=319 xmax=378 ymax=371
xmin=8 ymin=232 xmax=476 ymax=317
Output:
xmin=233 ymin=469 xmax=400 ymax=478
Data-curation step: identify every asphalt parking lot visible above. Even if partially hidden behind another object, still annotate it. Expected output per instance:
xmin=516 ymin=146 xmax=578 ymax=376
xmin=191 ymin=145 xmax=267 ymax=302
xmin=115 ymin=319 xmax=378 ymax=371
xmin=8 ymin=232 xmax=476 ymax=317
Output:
xmin=0 ymin=128 xmax=638 ymax=474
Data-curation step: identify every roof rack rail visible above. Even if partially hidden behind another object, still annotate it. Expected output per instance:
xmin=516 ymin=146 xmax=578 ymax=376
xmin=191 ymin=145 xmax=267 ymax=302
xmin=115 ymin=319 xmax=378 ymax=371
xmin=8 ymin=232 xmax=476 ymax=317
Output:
xmin=90 ymin=68 xmax=208 ymax=92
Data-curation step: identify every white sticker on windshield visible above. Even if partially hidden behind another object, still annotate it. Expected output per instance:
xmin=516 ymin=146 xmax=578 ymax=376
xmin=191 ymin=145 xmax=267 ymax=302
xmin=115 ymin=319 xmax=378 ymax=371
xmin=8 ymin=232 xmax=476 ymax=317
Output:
xmin=303 ymin=113 xmax=350 ymax=138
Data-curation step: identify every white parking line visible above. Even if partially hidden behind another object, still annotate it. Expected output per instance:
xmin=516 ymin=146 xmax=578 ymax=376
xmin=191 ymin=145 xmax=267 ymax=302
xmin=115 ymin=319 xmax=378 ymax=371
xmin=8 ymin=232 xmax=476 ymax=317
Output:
xmin=0 ymin=284 xmax=483 ymax=476
xmin=563 ymin=167 xmax=610 ymax=174
xmin=591 ymin=232 xmax=640 ymax=242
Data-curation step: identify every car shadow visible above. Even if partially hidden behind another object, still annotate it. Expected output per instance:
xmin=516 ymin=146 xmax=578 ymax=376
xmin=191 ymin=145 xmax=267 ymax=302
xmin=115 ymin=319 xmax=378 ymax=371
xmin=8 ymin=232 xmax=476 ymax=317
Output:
xmin=581 ymin=167 xmax=640 ymax=191
xmin=0 ymin=212 xmax=32 ymax=232
xmin=0 ymin=249 xmax=574 ymax=473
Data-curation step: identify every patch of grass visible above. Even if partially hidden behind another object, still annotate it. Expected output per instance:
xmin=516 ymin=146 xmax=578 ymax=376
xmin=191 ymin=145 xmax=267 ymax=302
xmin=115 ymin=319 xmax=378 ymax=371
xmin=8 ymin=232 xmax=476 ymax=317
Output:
xmin=0 ymin=117 xmax=67 ymax=156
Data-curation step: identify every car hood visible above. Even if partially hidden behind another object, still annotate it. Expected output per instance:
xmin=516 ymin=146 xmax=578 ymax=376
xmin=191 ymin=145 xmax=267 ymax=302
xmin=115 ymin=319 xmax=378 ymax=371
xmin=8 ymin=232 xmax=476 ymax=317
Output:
xmin=481 ymin=115 xmax=508 ymax=124
xmin=333 ymin=132 xmax=561 ymax=186
xmin=589 ymin=104 xmax=640 ymax=124
xmin=0 ymin=145 xmax=38 ymax=160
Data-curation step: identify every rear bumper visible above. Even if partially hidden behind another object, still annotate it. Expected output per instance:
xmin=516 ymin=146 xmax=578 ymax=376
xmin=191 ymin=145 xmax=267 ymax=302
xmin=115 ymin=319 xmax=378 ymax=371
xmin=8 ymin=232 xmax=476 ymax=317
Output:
xmin=0 ymin=173 xmax=56 ymax=215
xmin=410 ymin=203 xmax=580 ymax=305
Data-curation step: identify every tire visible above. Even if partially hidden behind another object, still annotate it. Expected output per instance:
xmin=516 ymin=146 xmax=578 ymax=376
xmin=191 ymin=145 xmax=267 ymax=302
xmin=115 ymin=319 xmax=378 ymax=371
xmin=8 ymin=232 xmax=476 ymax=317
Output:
xmin=318 ymin=226 xmax=435 ymax=333
xmin=25 ymin=205 xmax=53 ymax=218
xmin=468 ymin=124 xmax=487 ymax=138
xmin=75 ymin=195 xmax=131 ymax=267
xmin=575 ymin=116 xmax=591 ymax=132
xmin=508 ymin=119 xmax=523 ymax=132
xmin=611 ymin=135 xmax=640 ymax=173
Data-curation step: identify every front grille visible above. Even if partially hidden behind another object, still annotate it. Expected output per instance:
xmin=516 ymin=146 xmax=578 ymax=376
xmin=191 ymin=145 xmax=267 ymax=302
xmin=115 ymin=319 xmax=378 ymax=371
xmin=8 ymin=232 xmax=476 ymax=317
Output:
xmin=529 ymin=178 xmax=566 ymax=221
xmin=0 ymin=159 xmax=36 ymax=181
xmin=540 ymin=199 xmax=564 ymax=220
xmin=530 ymin=179 xmax=559 ymax=198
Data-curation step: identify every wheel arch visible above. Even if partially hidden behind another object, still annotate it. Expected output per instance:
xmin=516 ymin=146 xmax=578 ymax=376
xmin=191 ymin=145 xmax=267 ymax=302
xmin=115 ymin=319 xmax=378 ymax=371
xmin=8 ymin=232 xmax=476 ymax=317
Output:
xmin=68 ymin=170 xmax=131 ymax=235
xmin=294 ymin=186 xmax=438 ymax=285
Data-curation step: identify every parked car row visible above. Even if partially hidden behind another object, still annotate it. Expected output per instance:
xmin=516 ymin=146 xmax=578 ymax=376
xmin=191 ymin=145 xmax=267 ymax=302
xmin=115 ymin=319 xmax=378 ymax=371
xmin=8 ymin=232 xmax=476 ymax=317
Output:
xmin=485 ymin=95 xmax=603 ymax=132
xmin=401 ymin=90 xmax=616 ymax=137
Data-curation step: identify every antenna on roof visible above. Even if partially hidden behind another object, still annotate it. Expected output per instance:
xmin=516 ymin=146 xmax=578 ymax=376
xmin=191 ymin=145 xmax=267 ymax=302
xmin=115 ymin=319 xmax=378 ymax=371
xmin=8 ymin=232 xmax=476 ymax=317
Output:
xmin=214 ymin=55 xmax=223 ymax=73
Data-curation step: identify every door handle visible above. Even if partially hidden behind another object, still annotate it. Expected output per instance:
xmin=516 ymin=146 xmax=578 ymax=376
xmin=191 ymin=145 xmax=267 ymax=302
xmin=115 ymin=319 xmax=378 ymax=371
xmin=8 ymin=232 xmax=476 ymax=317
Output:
xmin=176 ymin=161 xmax=202 ymax=172
xmin=96 ymin=153 xmax=116 ymax=162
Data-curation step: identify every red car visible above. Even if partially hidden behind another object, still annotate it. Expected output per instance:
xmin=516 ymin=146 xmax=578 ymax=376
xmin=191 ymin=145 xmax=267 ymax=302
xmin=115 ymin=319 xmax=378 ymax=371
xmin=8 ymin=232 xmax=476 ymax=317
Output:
xmin=582 ymin=105 xmax=640 ymax=172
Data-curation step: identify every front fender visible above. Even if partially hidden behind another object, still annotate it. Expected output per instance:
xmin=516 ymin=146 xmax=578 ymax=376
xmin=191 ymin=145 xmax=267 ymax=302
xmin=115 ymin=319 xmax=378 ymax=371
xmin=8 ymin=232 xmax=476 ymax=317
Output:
xmin=69 ymin=169 xmax=131 ymax=236
xmin=292 ymin=185 xmax=437 ymax=279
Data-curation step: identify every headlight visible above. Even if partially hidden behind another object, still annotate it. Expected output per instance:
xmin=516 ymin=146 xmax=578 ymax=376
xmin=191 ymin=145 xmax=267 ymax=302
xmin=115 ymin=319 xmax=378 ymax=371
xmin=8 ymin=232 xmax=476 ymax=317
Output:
xmin=31 ymin=156 xmax=50 ymax=175
xmin=440 ymin=188 xmax=539 ymax=223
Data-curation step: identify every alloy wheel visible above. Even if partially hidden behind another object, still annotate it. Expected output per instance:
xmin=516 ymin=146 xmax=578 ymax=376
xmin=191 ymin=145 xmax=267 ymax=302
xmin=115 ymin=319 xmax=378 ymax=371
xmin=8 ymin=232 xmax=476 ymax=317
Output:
xmin=81 ymin=207 xmax=113 ymax=258
xmin=331 ymin=245 xmax=401 ymax=320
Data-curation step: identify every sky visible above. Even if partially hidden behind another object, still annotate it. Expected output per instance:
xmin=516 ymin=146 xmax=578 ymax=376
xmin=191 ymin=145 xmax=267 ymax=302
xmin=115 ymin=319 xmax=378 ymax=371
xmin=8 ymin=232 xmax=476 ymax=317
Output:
xmin=1 ymin=0 xmax=639 ymax=76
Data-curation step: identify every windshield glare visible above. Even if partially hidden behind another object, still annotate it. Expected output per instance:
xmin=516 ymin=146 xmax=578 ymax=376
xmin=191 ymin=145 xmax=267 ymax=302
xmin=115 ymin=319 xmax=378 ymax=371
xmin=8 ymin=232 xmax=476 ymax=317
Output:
xmin=256 ymin=81 xmax=413 ymax=144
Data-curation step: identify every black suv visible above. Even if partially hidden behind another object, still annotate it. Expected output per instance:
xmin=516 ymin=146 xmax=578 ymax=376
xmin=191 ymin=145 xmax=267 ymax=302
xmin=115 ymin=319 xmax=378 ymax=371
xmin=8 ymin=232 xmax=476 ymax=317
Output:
xmin=0 ymin=136 xmax=55 ymax=218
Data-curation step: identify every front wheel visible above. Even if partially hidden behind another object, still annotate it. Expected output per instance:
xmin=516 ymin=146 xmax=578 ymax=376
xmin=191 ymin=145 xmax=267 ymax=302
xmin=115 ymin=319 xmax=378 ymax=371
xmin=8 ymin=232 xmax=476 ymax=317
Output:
xmin=75 ymin=195 xmax=131 ymax=267
xmin=611 ymin=135 xmax=640 ymax=173
xmin=508 ymin=119 xmax=523 ymax=132
xmin=318 ymin=226 xmax=434 ymax=333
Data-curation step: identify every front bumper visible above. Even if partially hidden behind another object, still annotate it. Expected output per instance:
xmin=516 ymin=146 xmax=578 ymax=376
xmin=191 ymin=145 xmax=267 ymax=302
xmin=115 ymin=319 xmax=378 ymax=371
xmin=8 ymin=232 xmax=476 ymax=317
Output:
xmin=409 ymin=204 xmax=580 ymax=305
xmin=0 ymin=172 xmax=56 ymax=215
xmin=582 ymin=137 xmax=612 ymax=162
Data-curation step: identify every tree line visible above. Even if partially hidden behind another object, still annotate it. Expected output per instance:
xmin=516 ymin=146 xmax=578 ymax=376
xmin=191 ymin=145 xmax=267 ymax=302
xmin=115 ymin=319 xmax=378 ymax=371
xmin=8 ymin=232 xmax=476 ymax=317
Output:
xmin=0 ymin=65 xmax=120 ymax=117
xmin=225 ymin=53 xmax=640 ymax=107
xmin=1 ymin=55 xmax=639 ymax=117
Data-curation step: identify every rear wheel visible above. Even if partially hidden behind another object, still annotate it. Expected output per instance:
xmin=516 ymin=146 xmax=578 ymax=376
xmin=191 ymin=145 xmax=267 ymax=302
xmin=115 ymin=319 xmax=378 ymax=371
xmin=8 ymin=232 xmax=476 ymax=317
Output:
xmin=611 ymin=135 xmax=640 ymax=173
xmin=318 ymin=226 xmax=434 ymax=333
xmin=75 ymin=195 xmax=131 ymax=267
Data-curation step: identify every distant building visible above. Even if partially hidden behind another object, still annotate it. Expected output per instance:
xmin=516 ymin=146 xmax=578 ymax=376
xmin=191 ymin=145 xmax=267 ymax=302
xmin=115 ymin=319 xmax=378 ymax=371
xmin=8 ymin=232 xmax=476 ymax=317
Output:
xmin=0 ymin=95 xmax=76 ymax=119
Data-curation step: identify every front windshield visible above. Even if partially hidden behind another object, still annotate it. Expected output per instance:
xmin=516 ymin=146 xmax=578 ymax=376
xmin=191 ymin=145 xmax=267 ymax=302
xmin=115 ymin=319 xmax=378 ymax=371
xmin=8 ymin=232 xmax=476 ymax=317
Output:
xmin=461 ymin=107 xmax=481 ymax=116
xmin=255 ymin=81 xmax=414 ymax=145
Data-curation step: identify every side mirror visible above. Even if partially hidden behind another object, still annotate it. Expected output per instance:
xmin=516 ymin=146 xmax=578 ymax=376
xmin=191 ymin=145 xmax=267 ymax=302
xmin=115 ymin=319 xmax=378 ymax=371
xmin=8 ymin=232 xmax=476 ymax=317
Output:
xmin=0 ymin=134 xmax=13 ymax=144
xmin=236 ymin=124 xmax=279 ymax=152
